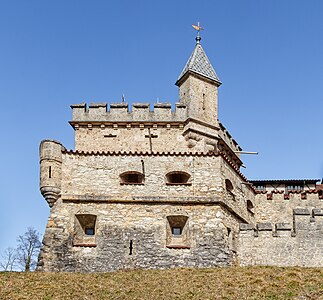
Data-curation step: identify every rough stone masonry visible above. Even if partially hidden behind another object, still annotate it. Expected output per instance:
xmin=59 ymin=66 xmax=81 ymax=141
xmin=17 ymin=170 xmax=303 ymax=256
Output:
xmin=38 ymin=33 xmax=323 ymax=272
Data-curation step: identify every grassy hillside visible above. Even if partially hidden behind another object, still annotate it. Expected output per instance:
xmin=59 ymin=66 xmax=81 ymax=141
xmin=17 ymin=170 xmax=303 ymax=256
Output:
xmin=1 ymin=267 xmax=322 ymax=300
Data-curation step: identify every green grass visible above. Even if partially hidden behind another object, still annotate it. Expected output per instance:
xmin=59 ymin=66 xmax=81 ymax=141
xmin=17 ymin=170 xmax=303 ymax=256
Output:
xmin=1 ymin=267 xmax=323 ymax=300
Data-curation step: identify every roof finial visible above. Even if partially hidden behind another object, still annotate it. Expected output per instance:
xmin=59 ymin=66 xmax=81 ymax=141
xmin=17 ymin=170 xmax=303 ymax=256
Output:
xmin=192 ymin=22 xmax=204 ymax=44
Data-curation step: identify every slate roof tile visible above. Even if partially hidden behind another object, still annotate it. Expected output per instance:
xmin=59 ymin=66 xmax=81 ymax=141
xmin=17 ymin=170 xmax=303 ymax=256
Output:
xmin=177 ymin=43 xmax=220 ymax=83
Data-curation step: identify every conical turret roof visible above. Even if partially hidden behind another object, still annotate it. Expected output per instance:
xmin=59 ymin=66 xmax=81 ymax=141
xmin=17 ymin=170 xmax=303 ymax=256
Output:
xmin=176 ymin=41 xmax=221 ymax=85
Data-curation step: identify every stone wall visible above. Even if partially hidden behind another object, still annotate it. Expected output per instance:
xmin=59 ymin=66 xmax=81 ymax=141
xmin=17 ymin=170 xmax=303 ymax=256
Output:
xmin=74 ymin=125 xmax=188 ymax=153
xmin=38 ymin=141 xmax=256 ymax=272
xmin=59 ymin=151 xmax=253 ymax=223
xmin=253 ymin=192 xmax=323 ymax=223
xmin=38 ymin=201 xmax=241 ymax=272
xmin=238 ymin=208 xmax=323 ymax=267
xmin=70 ymin=102 xmax=242 ymax=158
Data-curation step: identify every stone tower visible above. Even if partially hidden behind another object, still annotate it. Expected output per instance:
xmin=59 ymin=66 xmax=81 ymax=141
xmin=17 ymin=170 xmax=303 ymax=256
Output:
xmin=176 ymin=34 xmax=221 ymax=126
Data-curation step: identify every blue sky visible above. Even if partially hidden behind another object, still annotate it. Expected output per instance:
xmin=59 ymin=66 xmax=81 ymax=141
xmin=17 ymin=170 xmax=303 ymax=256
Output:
xmin=0 ymin=1 xmax=322 ymax=256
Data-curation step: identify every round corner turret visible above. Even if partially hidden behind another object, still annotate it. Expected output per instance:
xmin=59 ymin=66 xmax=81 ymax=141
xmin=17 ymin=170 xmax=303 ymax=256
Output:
xmin=39 ymin=140 xmax=65 ymax=207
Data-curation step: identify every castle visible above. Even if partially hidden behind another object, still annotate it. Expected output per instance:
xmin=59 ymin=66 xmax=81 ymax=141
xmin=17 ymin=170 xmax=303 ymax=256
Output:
xmin=38 ymin=30 xmax=323 ymax=272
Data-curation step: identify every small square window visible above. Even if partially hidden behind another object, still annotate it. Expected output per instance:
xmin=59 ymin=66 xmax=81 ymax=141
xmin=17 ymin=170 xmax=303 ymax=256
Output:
xmin=255 ymin=185 xmax=265 ymax=191
xmin=172 ymin=227 xmax=182 ymax=236
xmin=287 ymin=185 xmax=303 ymax=191
xmin=85 ymin=228 xmax=95 ymax=236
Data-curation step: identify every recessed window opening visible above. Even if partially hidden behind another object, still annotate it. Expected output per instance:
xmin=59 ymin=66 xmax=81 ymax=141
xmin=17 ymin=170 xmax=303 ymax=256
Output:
xmin=166 ymin=215 xmax=190 ymax=249
xmin=49 ymin=166 xmax=52 ymax=178
xmin=166 ymin=172 xmax=191 ymax=185
xmin=246 ymin=200 xmax=254 ymax=214
xmin=227 ymin=228 xmax=231 ymax=236
xmin=120 ymin=171 xmax=144 ymax=185
xmin=225 ymin=179 xmax=234 ymax=192
xmin=74 ymin=214 xmax=97 ymax=247
xmin=76 ymin=214 xmax=97 ymax=236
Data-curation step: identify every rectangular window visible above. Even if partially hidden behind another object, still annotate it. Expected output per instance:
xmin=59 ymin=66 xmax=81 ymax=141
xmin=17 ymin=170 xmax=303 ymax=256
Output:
xmin=172 ymin=227 xmax=182 ymax=236
xmin=286 ymin=185 xmax=304 ymax=191
xmin=254 ymin=185 xmax=265 ymax=191
xmin=85 ymin=228 xmax=95 ymax=236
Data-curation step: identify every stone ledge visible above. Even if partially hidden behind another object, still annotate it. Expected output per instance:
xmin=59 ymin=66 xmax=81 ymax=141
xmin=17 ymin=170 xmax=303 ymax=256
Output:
xmin=239 ymin=223 xmax=254 ymax=231
xmin=73 ymin=243 xmax=97 ymax=247
xmin=154 ymin=103 xmax=171 ymax=108
xmin=89 ymin=103 xmax=107 ymax=108
xmin=276 ymin=223 xmax=292 ymax=231
xmin=166 ymin=183 xmax=192 ymax=186
xmin=132 ymin=103 xmax=150 ymax=108
xmin=120 ymin=183 xmax=145 ymax=186
xmin=257 ymin=223 xmax=272 ymax=231
xmin=293 ymin=208 xmax=310 ymax=215
xmin=110 ymin=103 xmax=129 ymax=108
xmin=62 ymin=194 xmax=222 ymax=203
xmin=166 ymin=245 xmax=191 ymax=249
xmin=313 ymin=208 xmax=323 ymax=216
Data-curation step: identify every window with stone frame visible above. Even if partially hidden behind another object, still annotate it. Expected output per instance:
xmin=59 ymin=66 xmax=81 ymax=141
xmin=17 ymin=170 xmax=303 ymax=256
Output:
xmin=73 ymin=214 xmax=97 ymax=247
xmin=120 ymin=171 xmax=144 ymax=185
xmin=166 ymin=215 xmax=190 ymax=249
xmin=166 ymin=171 xmax=191 ymax=185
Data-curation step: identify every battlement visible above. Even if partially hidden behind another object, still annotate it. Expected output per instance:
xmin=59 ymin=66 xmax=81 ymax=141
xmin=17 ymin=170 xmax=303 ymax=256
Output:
xmin=240 ymin=222 xmax=293 ymax=235
xmin=240 ymin=208 xmax=323 ymax=237
xmin=71 ymin=102 xmax=188 ymax=123
xmin=256 ymin=189 xmax=323 ymax=201
xmin=239 ymin=208 xmax=323 ymax=267
xmin=218 ymin=122 xmax=241 ymax=152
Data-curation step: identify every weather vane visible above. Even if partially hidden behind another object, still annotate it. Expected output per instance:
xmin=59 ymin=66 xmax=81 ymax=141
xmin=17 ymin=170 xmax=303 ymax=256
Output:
xmin=192 ymin=22 xmax=204 ymax=43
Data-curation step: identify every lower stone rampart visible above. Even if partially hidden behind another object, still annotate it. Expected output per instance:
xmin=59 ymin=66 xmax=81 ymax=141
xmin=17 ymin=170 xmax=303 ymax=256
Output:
xmin=37 ymin=200 xmax=240 ymax=272
xmin=238 ymin=208 xmax=323 ymax=267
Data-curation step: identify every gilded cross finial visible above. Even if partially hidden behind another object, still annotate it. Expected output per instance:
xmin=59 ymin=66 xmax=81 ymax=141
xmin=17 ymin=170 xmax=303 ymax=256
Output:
xmin=192 ymin=22 xmax=204 ymax=44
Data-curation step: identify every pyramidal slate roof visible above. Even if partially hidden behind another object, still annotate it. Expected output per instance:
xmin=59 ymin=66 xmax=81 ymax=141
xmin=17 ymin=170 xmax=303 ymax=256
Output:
xmin=176 ymin=42 xmax=221 ymax=85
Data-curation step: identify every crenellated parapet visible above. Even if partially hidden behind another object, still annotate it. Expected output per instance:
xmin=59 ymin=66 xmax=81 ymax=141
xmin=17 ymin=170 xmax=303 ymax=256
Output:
xmin=255 ymin=190 xmax=323 ymax=201
xmin=218 ymin=122 xmax=242 ymax=154
xmin=69 ymin=102 xmax=244 ymax=163
xmin=239 ymin=207 xmax=323 ymax=266
xmin=240 ymin=222 xmax=293 ymax=237
xmin=70 ymin=102 xmax=188 ymax=123
xmin=240 ymin=208 xmax=323 ymax=237
xmin=40 ymin=140 xmax=65 ymax=207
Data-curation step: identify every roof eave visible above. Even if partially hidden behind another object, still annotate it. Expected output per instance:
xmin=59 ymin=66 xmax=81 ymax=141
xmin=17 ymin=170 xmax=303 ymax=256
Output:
xmin=249 ymin=179 xmax=321 ymax=184
xmin=175 ymin=70 xmax=222 ymax=87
